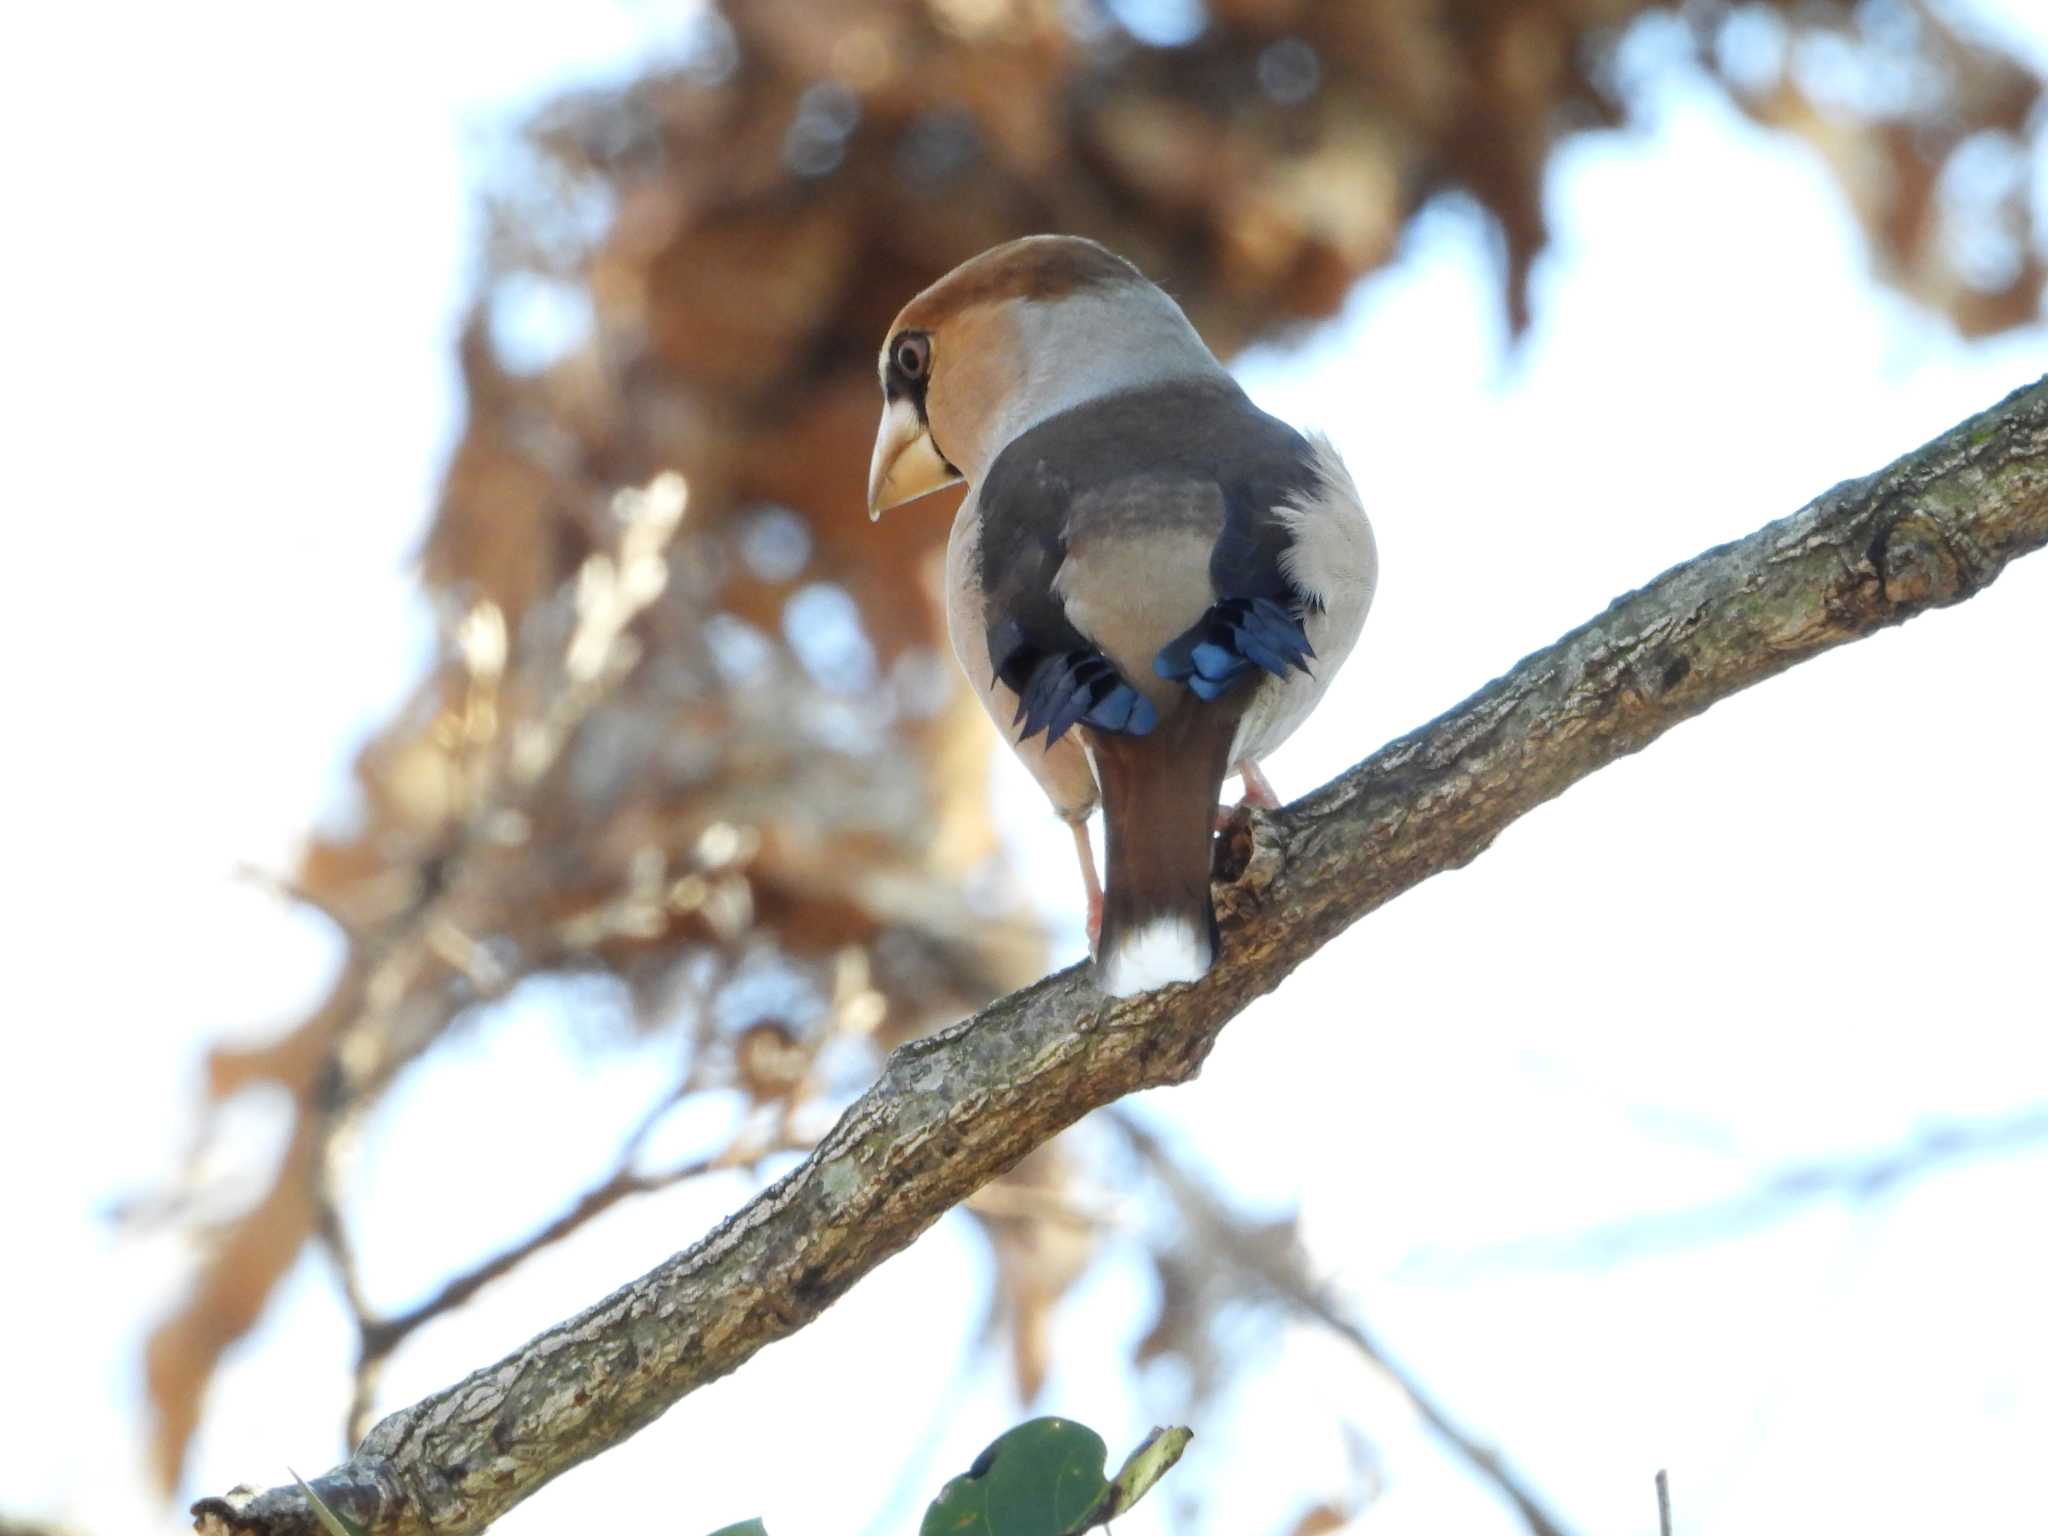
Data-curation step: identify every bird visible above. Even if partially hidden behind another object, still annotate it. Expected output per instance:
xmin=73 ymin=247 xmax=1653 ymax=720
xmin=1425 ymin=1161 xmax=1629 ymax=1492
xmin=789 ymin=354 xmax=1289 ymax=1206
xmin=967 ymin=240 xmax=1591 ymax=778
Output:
xmin=867 ymin=235 xmax=1376 ymax=997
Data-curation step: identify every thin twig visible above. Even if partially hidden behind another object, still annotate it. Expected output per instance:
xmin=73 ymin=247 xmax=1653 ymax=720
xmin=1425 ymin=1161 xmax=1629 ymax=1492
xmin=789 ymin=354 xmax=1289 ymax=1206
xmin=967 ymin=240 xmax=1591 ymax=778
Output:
xmin=343 ymin=1140 xmax=783 ymax=1444
xmin=960 ymin=1181 xmax=1118 ymax=1228
xmin=1114 ymin=1115 xmax=1579 ymax=1536
xmin=1394 ymin=1105 xmax=2048 ymax=1281
xmin=1656 ymin=1469 xmax=1672 ymax=1536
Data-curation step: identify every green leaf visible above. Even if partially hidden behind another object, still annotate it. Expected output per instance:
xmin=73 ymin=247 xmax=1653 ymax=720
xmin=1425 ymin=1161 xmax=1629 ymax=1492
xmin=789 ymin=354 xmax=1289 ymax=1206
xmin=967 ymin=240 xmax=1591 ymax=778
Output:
xmin=705 ymin=1521 xmax=769 ymax=1536
xmin=922 ymin=1418 xmax=1110 ymax=1536
xmin=1075 ymin=1426 xmax=1194 ymax=1531
xmin=290 ymin=1470 xmax=369 ymax=1536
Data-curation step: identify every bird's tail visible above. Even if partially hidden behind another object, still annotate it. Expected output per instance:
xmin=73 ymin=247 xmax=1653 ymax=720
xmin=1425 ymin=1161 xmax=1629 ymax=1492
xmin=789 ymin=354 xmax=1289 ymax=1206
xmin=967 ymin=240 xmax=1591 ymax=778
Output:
xmin=1089 ymin=711 xmax=1239 ymax=998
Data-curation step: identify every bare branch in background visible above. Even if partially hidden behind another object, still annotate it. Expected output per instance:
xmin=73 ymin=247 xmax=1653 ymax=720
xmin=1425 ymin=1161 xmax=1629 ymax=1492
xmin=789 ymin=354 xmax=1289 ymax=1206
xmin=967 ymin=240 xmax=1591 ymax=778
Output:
xmin=191 ymin=369 xmax=2048 ymax=1536
xmin=334 ymin=1142 xmax=786 ymax=1448
xmin=1115 ymin=1116 xmax=1577 ymax=1536
xmin=319 ymin=987 xmax=865 ymax=1445
xmin=1396 ymin=1104 xmax=2048 ymax=1281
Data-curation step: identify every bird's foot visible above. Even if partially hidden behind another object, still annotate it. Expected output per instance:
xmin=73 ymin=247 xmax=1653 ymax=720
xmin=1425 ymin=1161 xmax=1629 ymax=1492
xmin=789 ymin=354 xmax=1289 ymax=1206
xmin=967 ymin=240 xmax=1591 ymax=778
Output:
xmin=1236 ymin=759 xmax=1281 ymax=809
xmin=1217 ymin=760 xmax=1282 ymax=832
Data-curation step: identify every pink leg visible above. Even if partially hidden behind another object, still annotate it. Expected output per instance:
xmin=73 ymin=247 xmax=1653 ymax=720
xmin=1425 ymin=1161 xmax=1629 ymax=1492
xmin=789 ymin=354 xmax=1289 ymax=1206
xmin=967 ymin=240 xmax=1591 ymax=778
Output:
xmin=1069 ymin=817 xmax=1104 ymax=952
xmin=1236 ymin=759 xmax=1281 ymax=809
xmin=1216 ymin=760 xmax=1283 ymax=833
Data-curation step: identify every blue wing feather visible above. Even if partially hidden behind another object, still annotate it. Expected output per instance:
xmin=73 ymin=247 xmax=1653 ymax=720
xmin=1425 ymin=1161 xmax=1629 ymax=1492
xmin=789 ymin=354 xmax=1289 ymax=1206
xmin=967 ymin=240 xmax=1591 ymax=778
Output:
xmin=1155 ymin=595 xmax=1314 ymax=700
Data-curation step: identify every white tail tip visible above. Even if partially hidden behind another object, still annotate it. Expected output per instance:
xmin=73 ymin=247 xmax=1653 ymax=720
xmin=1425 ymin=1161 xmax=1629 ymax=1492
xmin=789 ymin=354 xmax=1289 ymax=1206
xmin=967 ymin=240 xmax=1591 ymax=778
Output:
xmin=1097 ymin=916 xmax=1211 ymax=998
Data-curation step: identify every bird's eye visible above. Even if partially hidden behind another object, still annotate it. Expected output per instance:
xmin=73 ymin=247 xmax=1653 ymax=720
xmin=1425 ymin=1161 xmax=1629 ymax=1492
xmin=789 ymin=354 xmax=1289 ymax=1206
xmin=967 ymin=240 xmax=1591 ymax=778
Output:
xmin=892 ymin=332 xmax=931 ymax=381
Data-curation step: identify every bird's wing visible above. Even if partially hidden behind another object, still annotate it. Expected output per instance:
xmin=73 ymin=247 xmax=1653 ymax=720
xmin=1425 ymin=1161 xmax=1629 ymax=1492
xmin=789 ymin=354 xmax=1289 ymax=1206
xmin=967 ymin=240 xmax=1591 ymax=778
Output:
xmin=972 ymin=376 xmax=1326 ymax=743
xmin=943 ymin=489 xmax=1102 ymax=822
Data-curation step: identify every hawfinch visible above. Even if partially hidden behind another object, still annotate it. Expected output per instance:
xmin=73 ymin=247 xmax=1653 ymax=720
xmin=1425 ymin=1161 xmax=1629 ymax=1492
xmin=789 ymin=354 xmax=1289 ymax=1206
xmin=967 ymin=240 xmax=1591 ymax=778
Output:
xmin=868 ymin=236 xmax=1377 ymax=997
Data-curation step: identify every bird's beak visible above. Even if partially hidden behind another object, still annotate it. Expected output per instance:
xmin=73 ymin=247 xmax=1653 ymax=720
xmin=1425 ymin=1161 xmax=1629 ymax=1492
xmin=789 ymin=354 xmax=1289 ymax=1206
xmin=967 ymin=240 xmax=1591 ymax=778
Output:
xmin=867 ymin=397 xmax=961 ymax=520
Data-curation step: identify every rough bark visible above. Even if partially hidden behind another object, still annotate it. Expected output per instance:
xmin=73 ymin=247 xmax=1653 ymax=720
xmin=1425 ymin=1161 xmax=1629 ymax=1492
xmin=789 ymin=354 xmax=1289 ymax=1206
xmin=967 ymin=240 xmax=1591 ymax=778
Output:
xmin=193 ymin=375 xmax=2048 ymax=1536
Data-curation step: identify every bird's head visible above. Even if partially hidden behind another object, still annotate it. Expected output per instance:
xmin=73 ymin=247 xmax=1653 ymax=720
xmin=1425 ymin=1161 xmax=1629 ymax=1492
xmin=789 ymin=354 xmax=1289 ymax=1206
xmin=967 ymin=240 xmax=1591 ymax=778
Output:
xmin=866 ymin=235 xmax=1224 ymax=519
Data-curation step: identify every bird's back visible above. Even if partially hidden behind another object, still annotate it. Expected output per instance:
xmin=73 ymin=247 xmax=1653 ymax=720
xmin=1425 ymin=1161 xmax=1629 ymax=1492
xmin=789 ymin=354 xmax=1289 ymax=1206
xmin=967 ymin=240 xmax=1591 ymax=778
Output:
xmin=973 ymin=376 xmax=1322 ymax=707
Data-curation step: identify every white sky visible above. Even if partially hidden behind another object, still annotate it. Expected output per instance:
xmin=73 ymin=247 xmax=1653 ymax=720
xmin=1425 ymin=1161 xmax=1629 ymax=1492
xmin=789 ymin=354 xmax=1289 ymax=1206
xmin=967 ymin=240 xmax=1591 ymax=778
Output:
xmin=4 ymin=4 xmax=2046 ymax=1536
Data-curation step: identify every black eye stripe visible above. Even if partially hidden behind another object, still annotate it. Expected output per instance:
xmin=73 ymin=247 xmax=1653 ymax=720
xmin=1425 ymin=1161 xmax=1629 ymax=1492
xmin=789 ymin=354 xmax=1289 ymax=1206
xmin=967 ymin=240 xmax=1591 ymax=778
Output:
xmin=881 ymin=329 xmax=954 ymax=474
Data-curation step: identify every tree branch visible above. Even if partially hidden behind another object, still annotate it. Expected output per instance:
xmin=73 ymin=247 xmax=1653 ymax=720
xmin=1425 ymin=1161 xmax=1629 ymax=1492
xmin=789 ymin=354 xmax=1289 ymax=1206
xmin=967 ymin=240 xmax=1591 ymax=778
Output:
xmin=193 ymin=376 xmax=2048 ymax=1536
